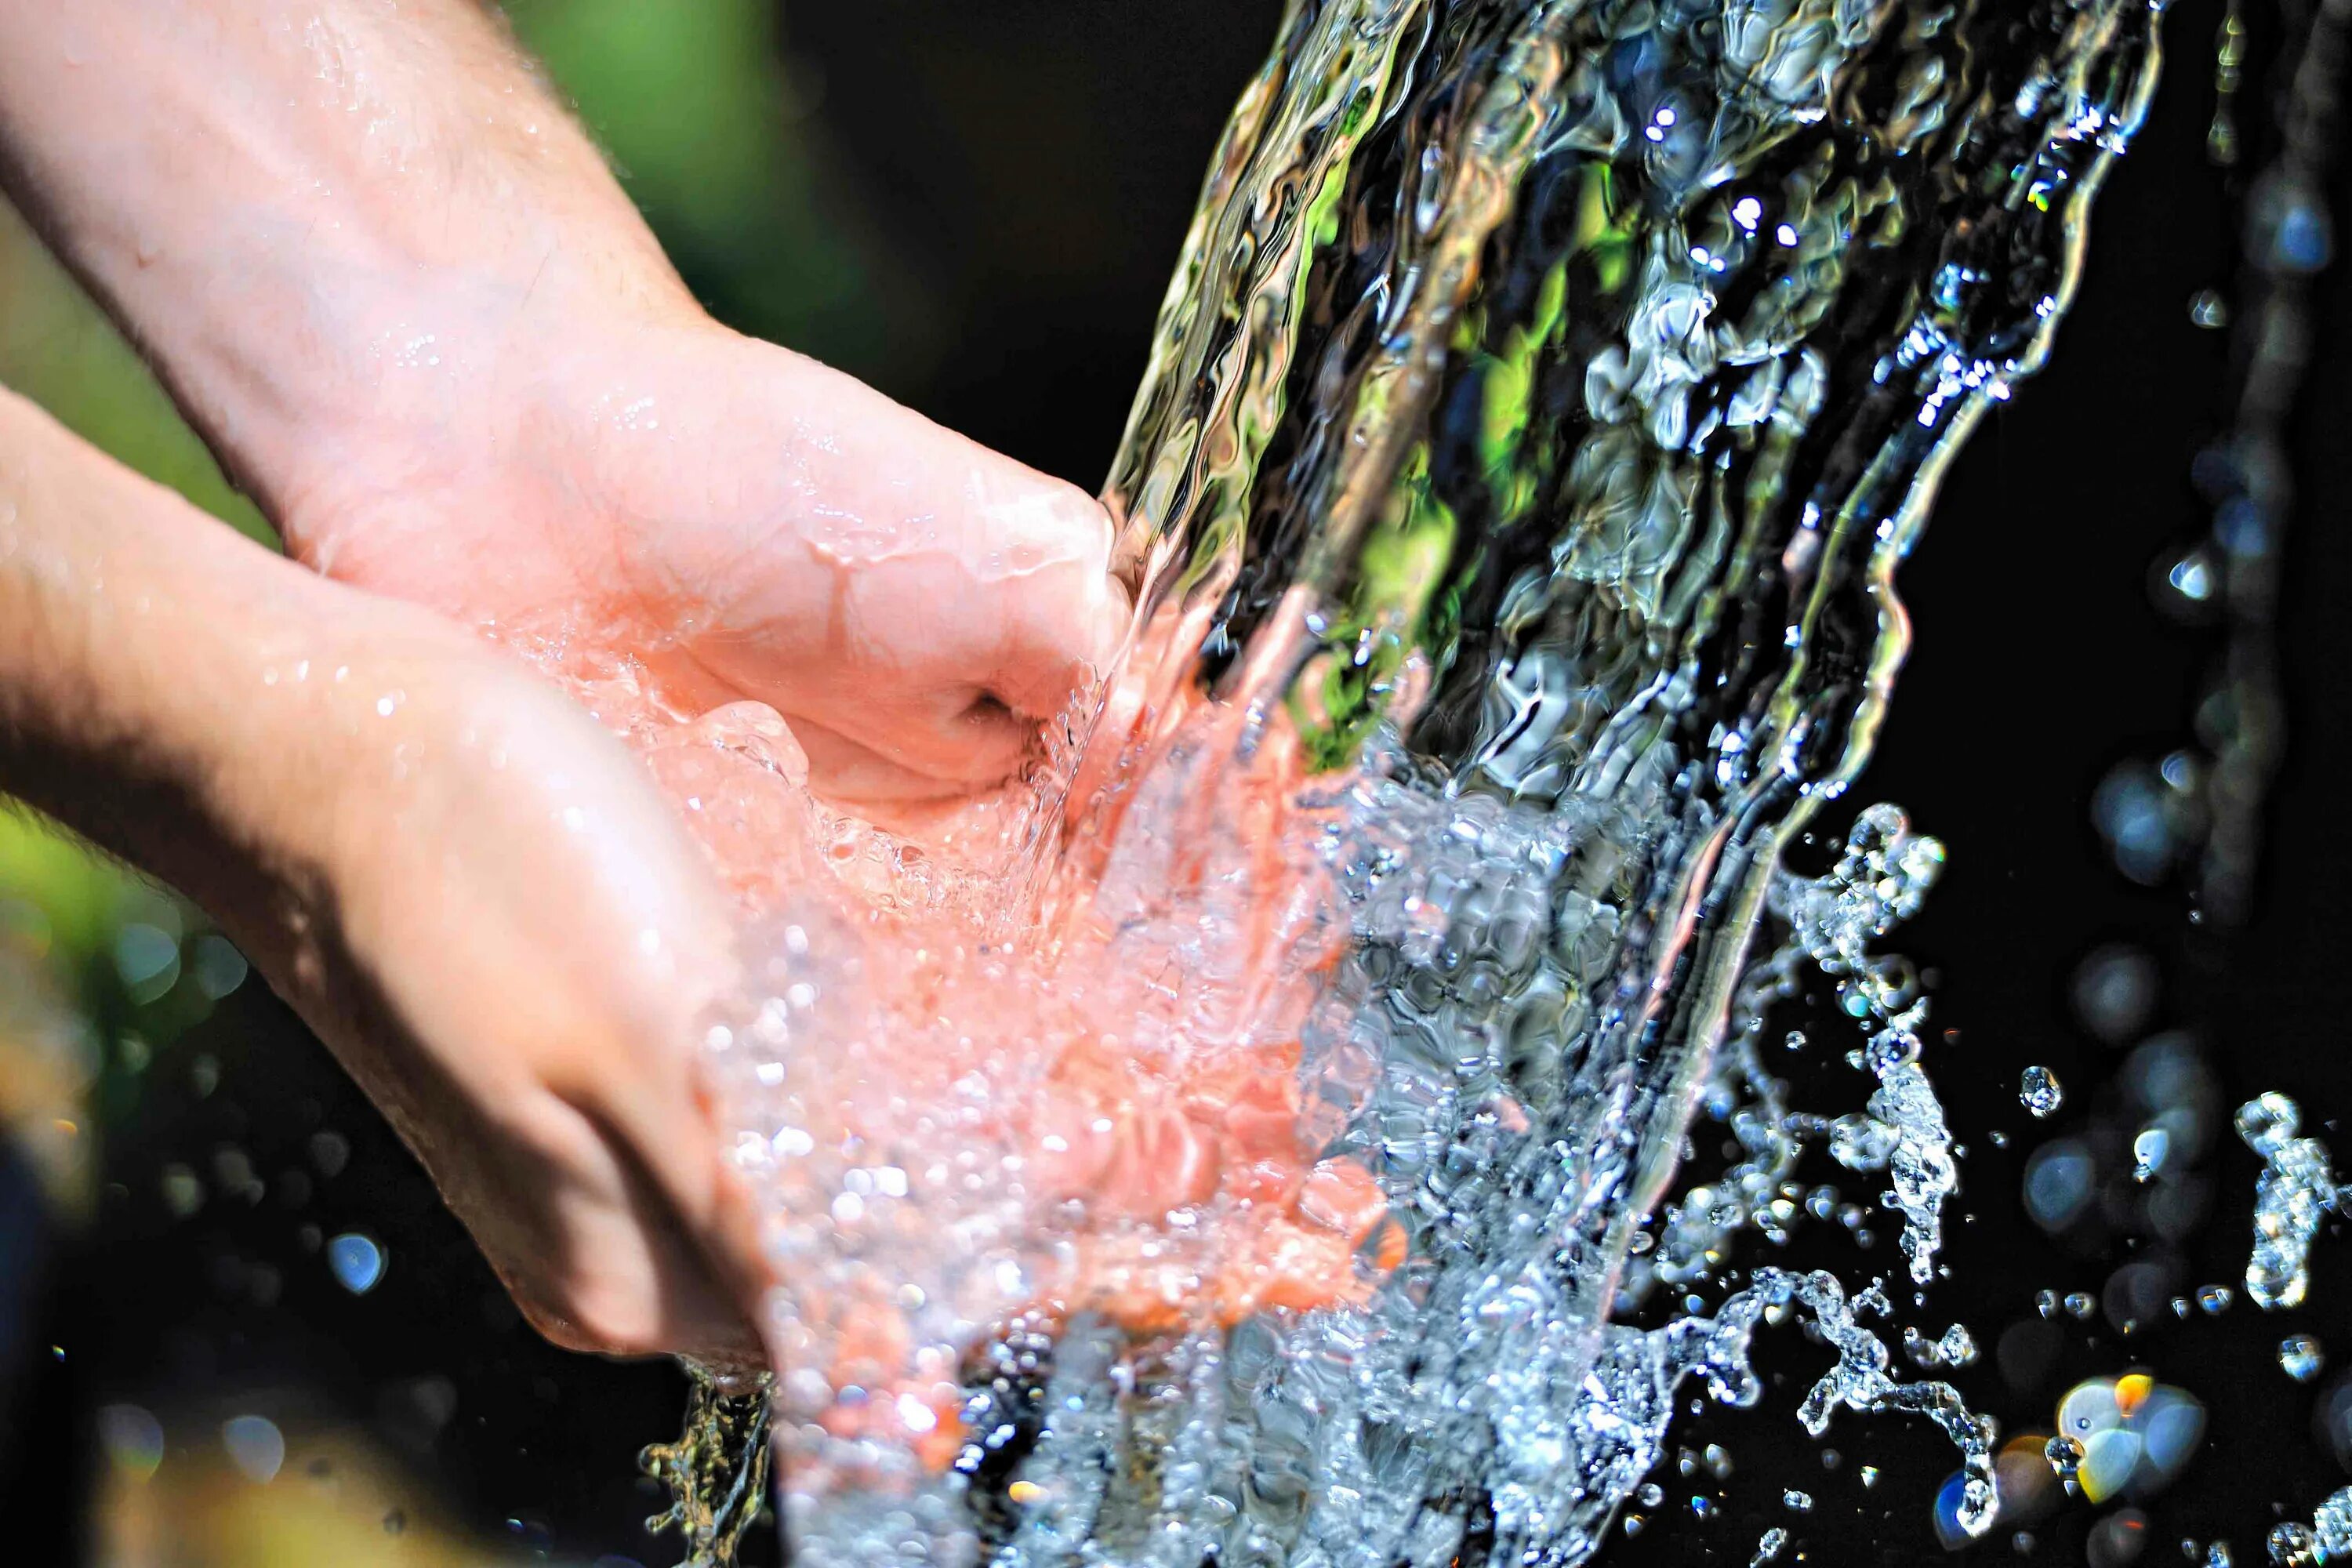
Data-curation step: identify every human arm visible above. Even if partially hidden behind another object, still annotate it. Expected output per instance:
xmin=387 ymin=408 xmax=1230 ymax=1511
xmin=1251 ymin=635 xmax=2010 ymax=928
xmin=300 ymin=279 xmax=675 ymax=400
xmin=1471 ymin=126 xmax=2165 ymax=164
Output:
xmin=0 ymin=383 xmax=767 ymax=1363
xmin=0 ymin=0 xmax=1129 ymax=803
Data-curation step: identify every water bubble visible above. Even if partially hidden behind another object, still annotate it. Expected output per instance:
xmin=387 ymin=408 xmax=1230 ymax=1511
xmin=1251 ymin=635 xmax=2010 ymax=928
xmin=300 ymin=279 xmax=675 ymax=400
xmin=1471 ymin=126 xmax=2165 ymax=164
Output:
xmin=2208 ymin=1543 xmax=2234 ymax=1568
xmin=221 ymin=1415 xmax=285 ymax=1484
xmin=2021 ymin=1066 xmax=2064 ymax=1118
xmin=2064 ymin=1292 xmax=2096 ymax=1320
xmin=159 ymin=1164 xmax=202 ymax=1219
xmin=2093 ymin=763 xmax=2181 ymax=884
xmin=2132 ymin=1127 xmax=2169 ymax=1181
xmin=1867 ymin=1029 xmax=1921 ymax=1073
xmin=2164 ymin=550 xmax=2219 ymax=610
xmin=2235 ymin=1093 xmax=2301 ymax=1153
xmin=1783 ymin=1489 xmax=1813 ymax=1512
xmin=2025 ymin=1141 xmax=2094 ymax=1232
xmin=2187 ymin=289 xmax=2230 ymax=328
xmin=2197 ymin=1284 xmax=2234 ymax=1314
xmin=2263 ymin=191 xmax=2332 ymax=274
xmin=1639 ymin=1482 xmax=1664 ymax=1507
xmin=2279 ymin=1334 xmax=2325 ymax=1383
xmin=112 ymin=923 xmax=181 ymax=1004
xmin=328 ymin=1232 xmax=385 ymax=1294
xmin=308 ymin=1131 xmax=350 ymax=1178
xmin=98 ymin=1404 xmax=165 ymax=1481
xmin=2267 ymin=1521 xmax=2318 ymax=1566
xmin=1752 ymin=1525 xmax=1789 ymax=1565
xmin=2235 ymin=1094 xmax=2338 ymax=1308
xmin=1830 ymin=1113 xmax=1898 ymax=1171
xmin=2315 ymin=1490 xmax=2352 ymax=1559
xmin=1932 ymin=1471 xmax=1982 ymax=1551
xmin=189 ymin=933 xmax=248 ymax=1000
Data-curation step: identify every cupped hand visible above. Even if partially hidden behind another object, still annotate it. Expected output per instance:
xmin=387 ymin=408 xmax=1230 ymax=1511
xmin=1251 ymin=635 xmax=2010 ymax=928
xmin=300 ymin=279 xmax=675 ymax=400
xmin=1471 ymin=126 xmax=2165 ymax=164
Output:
xmin=0 ymin=382 xmax=774 ymax=1368
xmin=254 ymin=597 xmax=775 ymax=1367
xmin=278 ymin=310 xmax=1131 ymax=808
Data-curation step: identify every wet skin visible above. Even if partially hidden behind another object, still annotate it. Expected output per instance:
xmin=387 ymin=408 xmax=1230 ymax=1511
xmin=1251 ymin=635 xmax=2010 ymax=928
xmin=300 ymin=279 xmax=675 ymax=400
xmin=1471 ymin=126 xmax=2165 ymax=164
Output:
xmin=0 ymin=0 xmax=1381 ymax=1386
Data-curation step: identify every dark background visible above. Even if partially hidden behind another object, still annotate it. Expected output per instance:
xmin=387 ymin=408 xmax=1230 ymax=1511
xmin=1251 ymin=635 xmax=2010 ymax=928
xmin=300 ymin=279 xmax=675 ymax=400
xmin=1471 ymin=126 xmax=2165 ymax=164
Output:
xmin=5 ymin=2 xmax=2350 ymax=1563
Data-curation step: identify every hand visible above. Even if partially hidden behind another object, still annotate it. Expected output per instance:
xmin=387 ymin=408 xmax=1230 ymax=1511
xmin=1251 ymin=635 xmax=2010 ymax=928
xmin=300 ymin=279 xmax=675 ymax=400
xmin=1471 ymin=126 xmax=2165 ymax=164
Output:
xmin=276 ymin=307 xmax=1131 ymax=811
xmin=0 ymin=0 xmax=1129 ymax=811
xmin=278 ymin=627 xmax=771 ymax=1365
xmin=0 ymin=387 xmax=768 ymax=1364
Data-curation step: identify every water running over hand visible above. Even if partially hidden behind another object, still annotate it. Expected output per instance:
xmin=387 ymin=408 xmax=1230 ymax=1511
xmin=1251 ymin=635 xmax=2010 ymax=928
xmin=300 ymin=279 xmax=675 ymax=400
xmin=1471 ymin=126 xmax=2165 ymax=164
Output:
xmin=527 ymin=0 xmax=2172 ymax=1561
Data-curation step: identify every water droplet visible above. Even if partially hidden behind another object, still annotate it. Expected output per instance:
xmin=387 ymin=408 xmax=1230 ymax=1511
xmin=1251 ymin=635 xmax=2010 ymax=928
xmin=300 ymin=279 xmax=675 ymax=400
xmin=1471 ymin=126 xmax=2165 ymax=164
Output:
xmin=221 ymin=1415 xmax=285 ymax=1484
xmin=2021 ymin=1066 xmax=2063 ymax=1118
xmin=2188 ymin=288 xmax=2230 ymax=328
xmin=2315 ymin=1490 xmax=2352 ymax=1559
xmin=328 ymin=1232 xmax=385 ymax=1294
xmin=2235 ymin=1093 xmax=2301 ymax=1153
xmin=308 ymin=1131 xmax=350 ymax=1178
xmin=2280 ymin=1334 xmax=2325 ymax=1382
xmin=2025 ymin=1140 xmax=2094 ymax=1232
xmin=2267 ymin=1521 xmax=2318 ymax=1566
xmin=112 ymin=924 xmax=181 ymax=1004
xmin=98 ymin=1404 xmax=165 ymax=1481
xmin=1830 ymin=1112 xmax=1897 ymax=1171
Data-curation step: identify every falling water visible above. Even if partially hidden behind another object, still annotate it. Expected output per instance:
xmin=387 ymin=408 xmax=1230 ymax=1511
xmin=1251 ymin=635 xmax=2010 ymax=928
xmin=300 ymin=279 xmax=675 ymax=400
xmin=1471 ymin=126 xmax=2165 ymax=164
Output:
xmin=604 ymin=0 xmax=2181 ymax=1563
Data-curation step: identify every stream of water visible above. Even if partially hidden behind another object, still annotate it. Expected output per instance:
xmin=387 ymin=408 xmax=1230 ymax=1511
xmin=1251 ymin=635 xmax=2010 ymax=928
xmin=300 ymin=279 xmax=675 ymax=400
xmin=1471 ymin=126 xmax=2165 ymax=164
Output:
xmin=616 ymin=0 xmax=2183 ymax=1562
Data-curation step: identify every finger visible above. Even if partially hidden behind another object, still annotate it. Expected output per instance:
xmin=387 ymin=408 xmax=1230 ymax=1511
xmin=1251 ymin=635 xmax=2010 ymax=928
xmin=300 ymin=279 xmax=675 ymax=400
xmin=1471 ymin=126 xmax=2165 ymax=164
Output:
xmin=784 ymin=708 xmax=1036 ymax=800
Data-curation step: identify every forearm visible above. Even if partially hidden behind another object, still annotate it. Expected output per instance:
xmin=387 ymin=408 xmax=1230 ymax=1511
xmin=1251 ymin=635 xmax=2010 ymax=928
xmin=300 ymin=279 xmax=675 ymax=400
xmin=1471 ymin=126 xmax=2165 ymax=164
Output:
xmin=0 ymin=384 xmax=450 ymax=969
xmin=0 ymin=1 xmax=691 ymax=532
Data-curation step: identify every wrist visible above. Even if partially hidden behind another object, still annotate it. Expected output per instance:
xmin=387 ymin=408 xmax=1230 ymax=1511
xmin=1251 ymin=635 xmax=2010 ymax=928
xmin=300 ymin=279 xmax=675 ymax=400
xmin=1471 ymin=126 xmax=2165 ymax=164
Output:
xmin=0 ymin=0 xmax=702 ymax=544
xmin=243 ymin=226 xmax=703 ymax=546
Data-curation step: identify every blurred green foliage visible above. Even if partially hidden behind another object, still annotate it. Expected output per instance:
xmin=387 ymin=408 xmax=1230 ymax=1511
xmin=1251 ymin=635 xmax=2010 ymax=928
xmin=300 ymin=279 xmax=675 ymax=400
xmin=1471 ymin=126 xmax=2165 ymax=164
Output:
xmin=504 ymin=0 xmax=919 ymax=373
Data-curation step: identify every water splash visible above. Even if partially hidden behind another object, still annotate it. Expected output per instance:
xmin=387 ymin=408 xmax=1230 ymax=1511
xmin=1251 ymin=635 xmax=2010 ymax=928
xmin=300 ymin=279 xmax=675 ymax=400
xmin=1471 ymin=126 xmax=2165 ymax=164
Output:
xmin=576 ymin=0 xmax=2173 ymax=1559
xmin=1780 ymin=807 xmax=1955 ymax=1286
xmin=2270 ymin=1488 xmax=2352 ymax=1566
xmin=2236 ymin=1091 xmax=2342 ymax=1312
